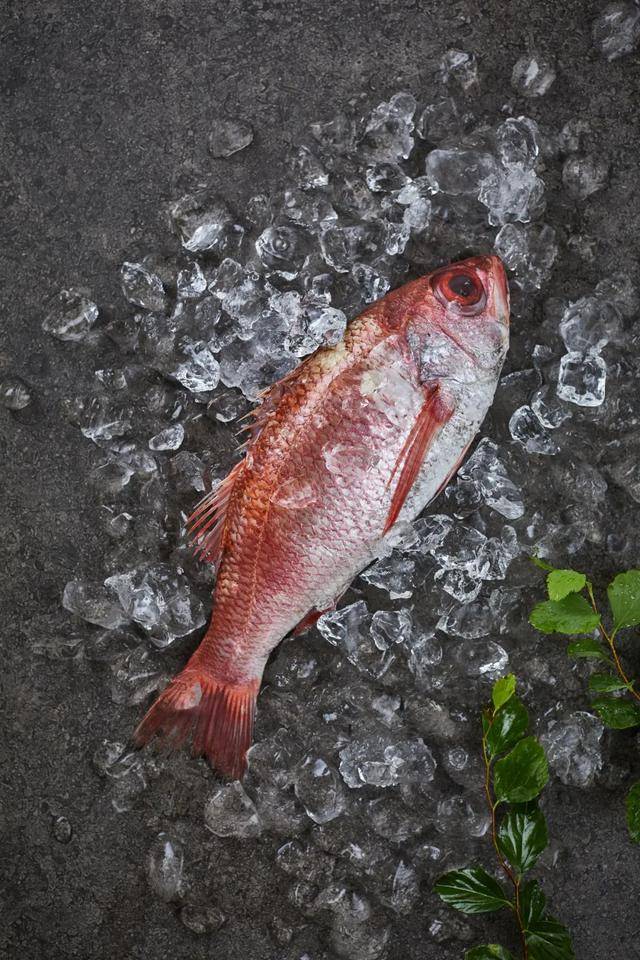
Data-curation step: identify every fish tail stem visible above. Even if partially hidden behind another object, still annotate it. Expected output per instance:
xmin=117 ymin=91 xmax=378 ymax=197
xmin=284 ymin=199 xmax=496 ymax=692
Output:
xmin=133 ymin=663 xmax=260 ymax=780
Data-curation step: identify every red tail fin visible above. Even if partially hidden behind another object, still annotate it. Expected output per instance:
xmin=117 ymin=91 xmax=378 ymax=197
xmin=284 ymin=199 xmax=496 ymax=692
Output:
xmin=133 ymin=670 xmax=260 ymax=780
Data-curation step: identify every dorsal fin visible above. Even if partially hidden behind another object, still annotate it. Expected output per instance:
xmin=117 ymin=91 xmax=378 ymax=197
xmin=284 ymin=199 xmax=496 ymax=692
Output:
xmin=383 ymin=384 xmax=454 ymax=535
xmin=186 ymin=459 xmax=245 ymax=566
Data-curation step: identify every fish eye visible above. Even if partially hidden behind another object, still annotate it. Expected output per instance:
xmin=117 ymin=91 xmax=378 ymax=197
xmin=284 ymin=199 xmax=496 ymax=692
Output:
xmin=432 ymin=268 xmax=487 ymax=314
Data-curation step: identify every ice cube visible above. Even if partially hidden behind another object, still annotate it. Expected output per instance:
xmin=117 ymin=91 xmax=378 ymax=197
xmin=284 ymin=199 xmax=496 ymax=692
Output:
xmin=562 ymin=155 xmax=610 ymax=200
xmin=169 ymin=192 xmax=236 ymax=254
xmin=62 ymin=579 xmax=128 ymax=630
xmin=595 ymin=271 xmax=640 ymax=319
xmin=0 ymin=376 xmax=31 ymax=410
xmin=416 ymin=99 xmax=461 ymax=145
xmin=495 ymin=116 xmax=541 ymax=168
xmin=42 ymin=288 xmax=99 ymax=342
xmin=177 ymin=261 xmax=207 ymax=300
xmin=455 ymin=438 xmax=525 ymax=518
xmin=120 ymin=261 xmax=167 ymax=312
xmin=559 ymin=296 xmax=623 ymax=352
xmin=451 ymin=638 xmax=509 ymax=679
xmin=289 ymin=145 xmax=329 ymax=189
xmin=478 ymin=162 xmax=545 ymax=225
xmin=204 ymin=782 xmax=262 ymax=838
xmin=425 ymin=148 xmax=498 ymax=196
xmin=207 ymin=117 xmax=254 ymax=157
xmin=109 ymin=645 xmax=167 ymax=706
xmin=147 ymin=833 xmax=184 ymax=901
xmin=170 ymin=339 xmax=220 ymax=393
xmin=293 ymin=756 xmax=347 ymax=824
xmin=434 ymin=794 xmax=489 ymax=837
xmin=557 ymin=351 xmax=607 ymax=407
xmin=592 ymin=0 xmax=640 ymax=60
xmin=208 ymin=390 xmax=247 ymax=423
xmin=494 ymin=222 xmax=558 ymax=291
xmin=360 ymin=91 xmax=416 ymax=162
xmin=370 ymin=609 xmax=412 ymax=651
xmin=105 ymin=562 xmax=206 ymax=648
xmin=255 ymin=224 xmax=311 ymax=279
xmin=509 ymin=405 xmax=558 ymax=455
xmin=320 ymin=223 xmax=385 ymax=273
xmin=310 ymin=111 xmax=357 ymax=154
xmin=439 ymin=49 xmax=479 ymax=91
xmin=511 ymin=53 xmax=556 ymax=97
xmin=148 ymin=423 xmax=185 ymax=451
xmin=437 ymin=599 xmax=494 ymax=639
xmin=541 ymin=712 xmax=604 ymax=787
xmin=338 ymin=735 xmax=436 ymax=789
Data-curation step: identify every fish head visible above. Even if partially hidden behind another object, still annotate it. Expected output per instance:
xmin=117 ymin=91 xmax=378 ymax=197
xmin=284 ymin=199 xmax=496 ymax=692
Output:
xmin=406 ymin=255 xmax=510 ymax=383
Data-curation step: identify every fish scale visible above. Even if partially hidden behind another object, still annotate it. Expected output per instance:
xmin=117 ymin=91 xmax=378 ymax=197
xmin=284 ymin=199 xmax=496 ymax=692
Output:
xmin=135 ymin=254 xmax=510 ymax=778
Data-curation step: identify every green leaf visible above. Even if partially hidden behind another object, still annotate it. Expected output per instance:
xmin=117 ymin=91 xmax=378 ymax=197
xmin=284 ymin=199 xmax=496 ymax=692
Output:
xmin=521 ymin=883 xmax=575 ymax=960
xmin=529 ymin=594 xmax=600 ymax=635
xmin=494 ymin=737 xmax=549 ymax=804
xmin=607 ymin=570 xmax=640 ymax=631
xmin=625 ymin=781 xmax=640 ymax=843
xmin=567 ymin=637 xmax=609 ymax=660
xmin=546 ymin=569 xmax=586 ymax=601
xmin=497 ymin=803 xmax=548 ymax=876
xmin=492 ymin=674 xmax=517 ymax=712
xmin=485 ymin=698 xmax=529 ymax=757
xmin=434 ymin=868 xmax=511 ymax=915
xmin=592 ymin=696 xmax=640 ymax=729
xmin=525 ymin=918 xmax=575 ymax=960
xmin=531 ymin=556 xmax=555 ymax=572
xmin=465 ymin=947 xmax=515 ymax=960
xmin=587 ymin=673 xmax=629 ymax=693
xmin=520 ymin=880 xmax=546 ymax=925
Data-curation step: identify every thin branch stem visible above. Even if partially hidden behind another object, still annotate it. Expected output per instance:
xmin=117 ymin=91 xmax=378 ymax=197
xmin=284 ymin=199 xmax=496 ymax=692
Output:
xmin=482 ymin=715 xmax=529 ymax=959
xmin=586 ymin=584 xmax=640 ymax=703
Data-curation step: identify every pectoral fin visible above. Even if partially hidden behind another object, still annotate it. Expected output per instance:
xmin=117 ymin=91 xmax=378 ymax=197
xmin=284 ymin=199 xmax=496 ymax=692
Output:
xmin=383 ymin=384 xmax=454 ymax=535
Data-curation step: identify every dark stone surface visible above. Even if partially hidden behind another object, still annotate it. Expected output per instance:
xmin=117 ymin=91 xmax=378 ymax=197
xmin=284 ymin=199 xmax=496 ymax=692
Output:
xmin=1 ymin=2 xmax=639 ymax=959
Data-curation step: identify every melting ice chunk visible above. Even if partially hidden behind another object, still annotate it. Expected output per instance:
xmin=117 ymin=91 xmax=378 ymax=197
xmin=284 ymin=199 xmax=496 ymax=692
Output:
xmin=339 ymin=735 xmax=436 ymax=789
xmin=557 ymin=351 xmax=607 ymax=407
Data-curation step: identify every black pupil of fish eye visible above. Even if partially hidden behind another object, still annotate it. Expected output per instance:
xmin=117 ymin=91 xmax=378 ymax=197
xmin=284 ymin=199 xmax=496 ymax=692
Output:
xmin=448 ymin=273 xmax=477 ymax=299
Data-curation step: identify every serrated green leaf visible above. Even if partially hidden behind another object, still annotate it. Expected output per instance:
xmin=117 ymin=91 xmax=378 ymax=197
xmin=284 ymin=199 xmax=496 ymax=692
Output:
xmin=492 ymin=675 xmax=516 ymax=712
xmin=520 ymin=880 xmax=546 ymax=926
xmin=607 ymin=570 xmax=640 ymax=632
xmin=465 ymin=947 xmax=515 ymax=960
xmin=529 ymin=595 xmax=600 ymax=635
xmin=494 ymin=737 xmax=549 ymax=804
xmin=592 ymin=696 xmax=640 ymax=729
xmin=625 ymin=781 xmax=640 ymax=843
xmin=485 ymin=698 xmax=529 ymax=757
xmin=532 ymin=556 xmax=555 ymax=572
xmin=567 ymin=637 xmax=609 ymax=660
xmin=546 ymin=569 xmax=586 ymax=601
xmin=525 ymin=917 xmax=575 ymax=960
xmin=434 ymin=868 xmax=511 ymax=914
xmin=587 ymin=673 xmax=629 ymax=693
xmin=497 ymin=803 xmax=548 ymax=876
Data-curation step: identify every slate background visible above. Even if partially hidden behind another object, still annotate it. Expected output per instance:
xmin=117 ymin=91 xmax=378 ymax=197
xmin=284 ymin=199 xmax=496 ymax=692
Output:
xmin=1 ymin=1 xmax=639 ymax=958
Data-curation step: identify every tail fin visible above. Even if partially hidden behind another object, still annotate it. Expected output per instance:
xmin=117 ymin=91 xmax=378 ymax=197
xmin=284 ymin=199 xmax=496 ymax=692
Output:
xmin=133 ymin=669 xmax=260 ymax=780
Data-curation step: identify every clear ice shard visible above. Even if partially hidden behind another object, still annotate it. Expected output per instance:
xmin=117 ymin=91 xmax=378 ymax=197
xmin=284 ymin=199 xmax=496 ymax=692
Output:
xmin=557 ymin=351 xmax=607 ymax=407
xmin=208 ymin=117 xmax=254 ymax=157
xmin=541 ymin=712 xmax=604 ymax=787
xmin=204 ymin=782 xmax=262 ymax=838
xmin=338 ymin=735 xmax=436 ymax=789
xmin=511 ymin=53 xmax=556 ymax=97
xmin=146 ymin=833 xmax=184 ymax=901
xmin=592 ymin=1 xmax=640 ymax=60
xmin=42 ymin=289 xmax=99 ymax=342
xmin=0 ymin=376 xmax=31 ymax=410
xmin=105 ymin=562 xmax=206 ymax=648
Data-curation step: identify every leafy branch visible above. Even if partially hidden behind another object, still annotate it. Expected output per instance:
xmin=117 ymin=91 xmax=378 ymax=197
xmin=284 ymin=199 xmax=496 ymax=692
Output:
xmin=530 ymin=562 xmax=640 ymax=843
xmin=434 ymin=676 xmax=574 ymax=960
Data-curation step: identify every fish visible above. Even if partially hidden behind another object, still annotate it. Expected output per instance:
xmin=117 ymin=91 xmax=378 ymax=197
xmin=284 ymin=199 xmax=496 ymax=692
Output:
xmin=134 ymin=254 xmax=510 ymax=778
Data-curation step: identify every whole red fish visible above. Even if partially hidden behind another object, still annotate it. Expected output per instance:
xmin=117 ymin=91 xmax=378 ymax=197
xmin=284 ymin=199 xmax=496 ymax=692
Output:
xmin=135 ymin=255 xmax=510 ymax=777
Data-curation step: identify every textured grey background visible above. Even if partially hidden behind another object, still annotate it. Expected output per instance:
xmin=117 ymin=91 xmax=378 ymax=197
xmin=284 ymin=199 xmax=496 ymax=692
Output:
xmin=2 ymin=1 xmax=640 ymax=958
